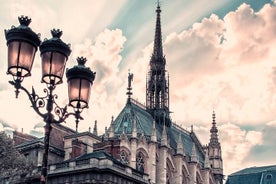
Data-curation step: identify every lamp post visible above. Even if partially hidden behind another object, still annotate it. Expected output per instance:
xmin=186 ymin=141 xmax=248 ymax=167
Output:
xmin=4 ymin=16 xmax=96 ymax=184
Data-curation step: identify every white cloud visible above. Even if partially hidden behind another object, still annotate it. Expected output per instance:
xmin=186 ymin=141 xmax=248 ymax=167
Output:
xmin=219 ymin=123 xmax=262 ymax=175
xmin=72 ymin=28 xmax=127 ymax=133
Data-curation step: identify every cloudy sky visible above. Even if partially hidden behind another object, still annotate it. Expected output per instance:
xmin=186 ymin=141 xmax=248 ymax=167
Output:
xmin=0 ymin=0 xmax=276 ymax=177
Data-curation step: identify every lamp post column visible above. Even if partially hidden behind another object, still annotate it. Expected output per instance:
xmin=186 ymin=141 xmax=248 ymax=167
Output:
xmin=41 ymin=121 xmax=52 ymax=183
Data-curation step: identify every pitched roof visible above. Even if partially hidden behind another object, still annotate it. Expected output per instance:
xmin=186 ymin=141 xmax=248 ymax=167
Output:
xmin=111 ymin=99 xmax=205 ymax=164
xmin=226 ymin=165 xmax=276 ymax=184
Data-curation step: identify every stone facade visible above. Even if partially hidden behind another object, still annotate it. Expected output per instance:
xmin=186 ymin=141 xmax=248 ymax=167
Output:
xmin=98 ymin=100 xmax=223 ymax=184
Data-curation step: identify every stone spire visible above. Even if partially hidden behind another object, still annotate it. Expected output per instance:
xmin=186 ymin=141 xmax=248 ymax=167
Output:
xmin=93 ymin=120 xmax=98 ymax=136
xmin=146 ymin=2 xmax=170 ymax=125
xmin=161 ymin=122 xmax=168 ymax=146
xmin=151 ymin=120 xmax=157 ymax=142
xmin=191 ymin=143 xmax=198 ymax=162
xmin=210 ymin=110 xmax=219 ymax=145
xmin=208 ymin=110 xmax=224 ymax=184
xmin=176 ymin=133 xmax=185 ymax=156
xmin=153 ymin=2 xmax=163 ymax=60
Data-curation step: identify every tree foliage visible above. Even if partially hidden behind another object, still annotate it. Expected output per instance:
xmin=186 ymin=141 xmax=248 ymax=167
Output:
xmin=0 ymin=132 xmax=34 ymax=182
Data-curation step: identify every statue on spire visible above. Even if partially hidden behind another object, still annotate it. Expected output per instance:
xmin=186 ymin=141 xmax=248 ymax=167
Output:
xmin=126 ymin=71 xmax=134 ymax=101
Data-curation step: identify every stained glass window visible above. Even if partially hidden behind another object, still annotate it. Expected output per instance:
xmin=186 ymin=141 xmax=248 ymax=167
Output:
xmin=120 ymin=150 xmax=129 ymax=165
xmin=136 ymin=152 xmax=145 ymax=173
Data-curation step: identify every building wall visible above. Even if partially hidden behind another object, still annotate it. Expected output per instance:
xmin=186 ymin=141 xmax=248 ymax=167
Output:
xmin=64 ymin=133 xmax=101 ymax=160
xmin=13 ymin=131 xmax=37 ymax=146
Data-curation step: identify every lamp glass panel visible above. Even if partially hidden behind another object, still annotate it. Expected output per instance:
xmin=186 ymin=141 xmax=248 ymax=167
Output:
xmin=8 ymin=41 xmax=36 ymax=77
xmin=68 ymin=78 xmax=91 ymax=109
xmin=68 ymin=78 xmax=79 ymax=100
xmin=79 ymin=79 xmax=91 ymax=104
xmin=41 ymin=52 xmax=67 ymax=85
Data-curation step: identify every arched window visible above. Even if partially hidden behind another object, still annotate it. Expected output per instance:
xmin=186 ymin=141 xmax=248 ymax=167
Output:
xmin=136 ymin=152 xmax=145 ymax=173
xmin=119 ymin=150 xmax=129 ymax=165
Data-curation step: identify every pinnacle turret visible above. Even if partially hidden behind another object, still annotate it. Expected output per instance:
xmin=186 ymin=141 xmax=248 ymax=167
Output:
xmin=109 ymin=116 xmax=115 ymax=138
xmin=93 ymin=120 xmax=98 ymax=136
xmin=176 ymin=133 xmax=185 ymax=156
xmin=191 ymin=143 xmax=198 ymax=163
xmin=151 ymin=120 xmax=157 ymax=142
xmin=210 ymin=110 xmax=219 ymax=145
xmin=208 ymin=110 xmax=223 ymax=184
xmin=132 ymin=116 xmax=137 ymax=138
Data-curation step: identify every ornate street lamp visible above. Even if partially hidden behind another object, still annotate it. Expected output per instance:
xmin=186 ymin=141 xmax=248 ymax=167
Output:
xmin=5 ymin=16 xmax=96 ymax=184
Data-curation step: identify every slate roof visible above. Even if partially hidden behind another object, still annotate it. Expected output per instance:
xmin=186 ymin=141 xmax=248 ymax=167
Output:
xmin=111 ymin=99 xmax=205 ymax=164
xmin=226 ymin=165 xmax=276 ymax=184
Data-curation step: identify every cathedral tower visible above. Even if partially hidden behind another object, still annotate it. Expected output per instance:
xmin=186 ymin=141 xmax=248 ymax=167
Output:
xmin=146 ymin=3 xmax=170 ymax=126
xmin=208 ymin=111 xmax=224 ymax=184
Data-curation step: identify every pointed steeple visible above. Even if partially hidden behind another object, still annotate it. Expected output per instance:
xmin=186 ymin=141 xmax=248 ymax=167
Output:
xmin=191 ymin=143 xmax=198 ymax=162
xmin=146 ymin=2 xmax=170 ymax=126
xmin=208 ymin=110 xmax=224 ymax=184
xmin=161 ymin=122 xmax=168 ymax=146
xmin=151 ymin=120 xmax=157 ymax=142
xmin=210 ymin=110 xmax=219 ymax=145
xmin=153 ymin=2 xmax=163 ymax=60
xmin=93 ymin=120 xmax=98 ymax=136
xmin=176 ymin=133 xmax=185 ymax=156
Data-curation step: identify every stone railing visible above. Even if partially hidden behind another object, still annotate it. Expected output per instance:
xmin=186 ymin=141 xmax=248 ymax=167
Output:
xmin=49 ymin=157 xmax=149 ymax=182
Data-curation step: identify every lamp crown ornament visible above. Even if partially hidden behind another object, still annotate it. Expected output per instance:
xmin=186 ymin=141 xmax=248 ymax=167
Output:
xmin=18 ymin=15 xmax=31 ymax=26
xmin=40 ymin=29 xmax=71 ymax=58
xmin=51 ymin=29 xmax=63 ymax=39
xmin=77 ymin=56 xmax=87 ymax=65
xmin=4 ymin=15 xmax=41 ymax=48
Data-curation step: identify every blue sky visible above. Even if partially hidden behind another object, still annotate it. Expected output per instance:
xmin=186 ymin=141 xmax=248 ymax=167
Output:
xmin=0 ymin=0 xmax=276 ymax=177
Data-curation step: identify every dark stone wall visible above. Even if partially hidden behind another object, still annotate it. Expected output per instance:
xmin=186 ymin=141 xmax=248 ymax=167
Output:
xmin=50 ymin=124 xmax=75 ymax=149
xmin=93 ymin=139 xmax=121 ymax=159
xmin=13 ymin=131 xmax=37 ymax=146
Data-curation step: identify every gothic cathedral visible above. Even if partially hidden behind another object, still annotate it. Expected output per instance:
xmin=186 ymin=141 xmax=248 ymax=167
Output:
xmin=102 ymin=3 xmax=224 ymax=184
